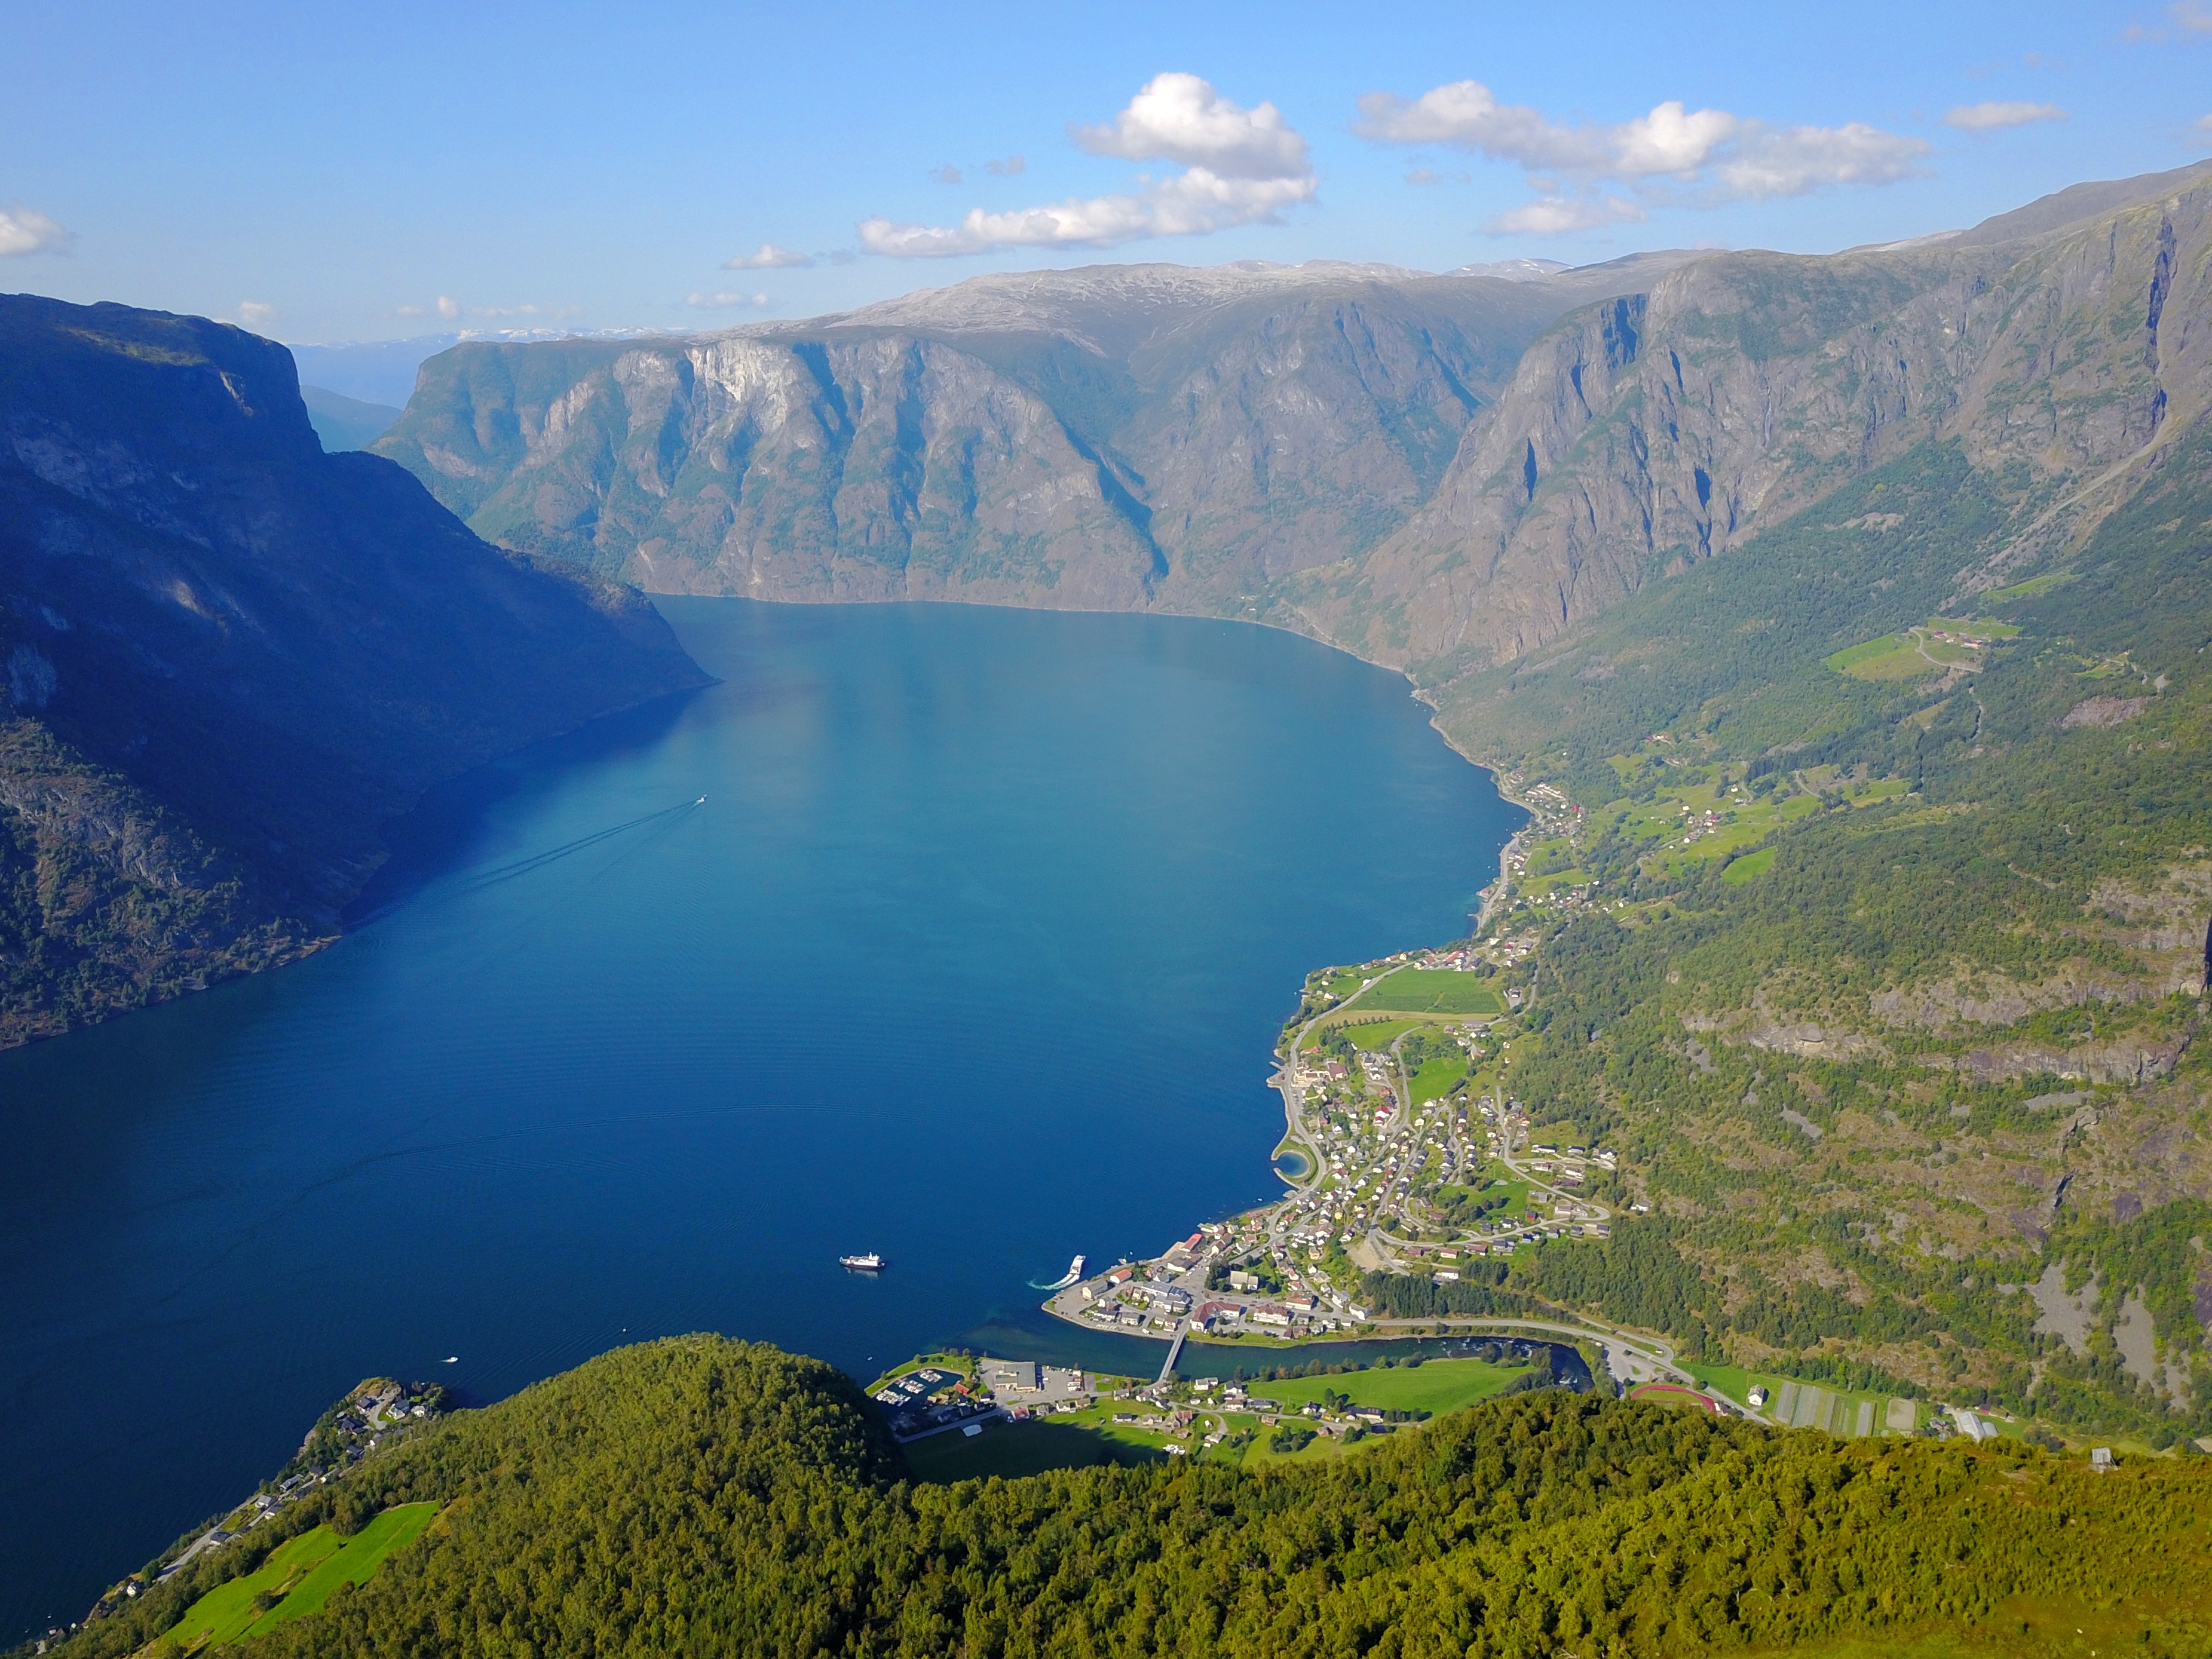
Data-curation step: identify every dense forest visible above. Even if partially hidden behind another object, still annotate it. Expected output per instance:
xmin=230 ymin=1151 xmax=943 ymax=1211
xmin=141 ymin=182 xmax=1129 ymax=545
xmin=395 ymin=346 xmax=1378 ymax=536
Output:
xmin=37 ymin=1336 xmax=2212 ymax=1658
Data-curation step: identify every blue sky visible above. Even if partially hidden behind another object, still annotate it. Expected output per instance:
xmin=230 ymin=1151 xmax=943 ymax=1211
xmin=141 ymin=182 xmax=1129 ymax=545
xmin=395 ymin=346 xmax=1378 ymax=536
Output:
xmin=5 ymin=0 xmax=2210 ymax=344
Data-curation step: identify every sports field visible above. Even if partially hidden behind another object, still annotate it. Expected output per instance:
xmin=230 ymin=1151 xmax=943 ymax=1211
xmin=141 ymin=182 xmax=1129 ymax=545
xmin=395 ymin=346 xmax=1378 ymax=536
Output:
xmin=1260 ymin=1357 xmax=1530 ymax=1415
xmin=1358 ymin=970 xmax=1505 ymax=1016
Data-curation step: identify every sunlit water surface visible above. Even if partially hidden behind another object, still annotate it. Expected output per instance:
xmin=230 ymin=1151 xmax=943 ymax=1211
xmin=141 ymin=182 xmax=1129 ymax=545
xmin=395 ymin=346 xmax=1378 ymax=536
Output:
xmin=0 ymin=599 xmax=1519 ymax=1636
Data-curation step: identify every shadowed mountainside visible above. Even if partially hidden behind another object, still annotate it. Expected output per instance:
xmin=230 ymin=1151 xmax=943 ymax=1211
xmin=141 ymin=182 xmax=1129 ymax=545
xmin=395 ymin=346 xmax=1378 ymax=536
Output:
xmin=0 ymin=295 xmax=710 ymax=1045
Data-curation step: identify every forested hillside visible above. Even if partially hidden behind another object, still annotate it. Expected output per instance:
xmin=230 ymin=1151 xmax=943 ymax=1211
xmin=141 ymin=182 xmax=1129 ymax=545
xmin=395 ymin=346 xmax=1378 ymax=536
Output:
xmin=38 ymin=1336 xmax=2212 ymax=1658
xmin=1414 ymin=386 xmax=2212 ymax=1445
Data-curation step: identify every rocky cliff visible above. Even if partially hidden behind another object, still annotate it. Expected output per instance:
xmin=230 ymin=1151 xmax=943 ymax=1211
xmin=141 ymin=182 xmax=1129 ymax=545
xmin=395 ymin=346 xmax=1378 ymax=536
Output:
xmin=0 ymin=296 xmax=710 ymax=1044
xmin=373 ymin=167 xmax=2212 ymax=683
xmin=370 ymin=262 xmax=1612 ymax=610
xmin=1292 ymin=160 xmax=2212 ymax=671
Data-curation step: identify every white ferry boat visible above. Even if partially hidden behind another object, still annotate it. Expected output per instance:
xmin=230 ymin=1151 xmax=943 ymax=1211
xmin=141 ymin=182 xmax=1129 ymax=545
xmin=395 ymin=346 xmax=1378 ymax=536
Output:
xmin=840 ymin=1252 xmax=885 ymax=1271
xmin=1039 ymin=1254 xmax=1087 ymax=1291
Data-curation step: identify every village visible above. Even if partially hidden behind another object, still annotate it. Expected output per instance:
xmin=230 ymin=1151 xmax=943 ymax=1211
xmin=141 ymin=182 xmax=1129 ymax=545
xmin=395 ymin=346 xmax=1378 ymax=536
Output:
xmin=860 ymin=1338 xmax=1568 ymax=1471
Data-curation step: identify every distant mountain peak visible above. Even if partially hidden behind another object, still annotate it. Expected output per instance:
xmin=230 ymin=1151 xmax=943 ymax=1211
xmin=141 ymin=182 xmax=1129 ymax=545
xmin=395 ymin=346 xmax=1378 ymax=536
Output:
xmin=1454 ymin=257 xmax=1572 ymax=282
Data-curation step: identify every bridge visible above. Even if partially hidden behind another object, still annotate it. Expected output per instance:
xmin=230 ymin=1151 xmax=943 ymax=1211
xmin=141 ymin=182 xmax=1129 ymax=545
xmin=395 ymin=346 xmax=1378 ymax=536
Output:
xmin=1158 ymin=1323 xmax=1187 ymax=1384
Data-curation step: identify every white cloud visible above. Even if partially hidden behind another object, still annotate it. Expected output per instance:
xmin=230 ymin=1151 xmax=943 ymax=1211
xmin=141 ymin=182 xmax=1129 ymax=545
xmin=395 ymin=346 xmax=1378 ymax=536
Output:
xmin=930 ymin=164 xmax=964 ymax=185
xmin=233 ymin=301 xmax=277 ymax=329
xmin=724 ymin=242 xmax=812 ymax=269
xmin=2198 ymin=112 xmax=2212 ymax=130
xmin=1356 ymin=79 xmax=1929 ymax=233
xmin=1070 ymin=70 xmax=1310 ymax=180
xmin=1356 ymin=83 xmax=1731 ymax=175
xmin=397 ymin=296 xmax=464 ymax=320
xmin=1488 ymin=195 xmax=1647 ymax=235
xmin=1945 ymin=100 xmax=2069 ymax=131
xmin=985 ymin=155 xmax=1025 ymax=177
xmin=685 ymin=291 xmax=773 ymax=309
xmin=0 ymin=204 xmax=72 ymax=257
xmin=1713 ymin=124 xmax=1929 ymax=196
xmin=859 ymin=73 xmax=1316 ymax=258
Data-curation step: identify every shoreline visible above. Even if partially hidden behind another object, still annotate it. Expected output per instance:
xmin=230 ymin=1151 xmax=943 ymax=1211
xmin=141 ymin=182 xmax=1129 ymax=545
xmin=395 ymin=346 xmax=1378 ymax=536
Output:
xmin=1034 ymin=723 xmax=1670 ymax=1386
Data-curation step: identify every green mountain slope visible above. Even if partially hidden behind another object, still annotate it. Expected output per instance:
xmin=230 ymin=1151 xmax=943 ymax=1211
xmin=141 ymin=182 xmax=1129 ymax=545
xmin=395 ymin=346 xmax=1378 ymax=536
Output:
xmin=1404 ymin=408 xmax=2212 ymax=1444
xmin=1283 ymin=161 xmax=2212 ymax=670
xmin=41 ymin=1336 xmax=2212 ymax=1659
xmin=0 ymin=296 xmax=711 ymax=1044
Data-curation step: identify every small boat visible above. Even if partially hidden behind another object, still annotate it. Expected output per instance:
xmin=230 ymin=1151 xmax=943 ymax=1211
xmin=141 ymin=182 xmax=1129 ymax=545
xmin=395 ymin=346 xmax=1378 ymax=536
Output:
xmin=840 ymin=1252 xmax=886 ymax=1271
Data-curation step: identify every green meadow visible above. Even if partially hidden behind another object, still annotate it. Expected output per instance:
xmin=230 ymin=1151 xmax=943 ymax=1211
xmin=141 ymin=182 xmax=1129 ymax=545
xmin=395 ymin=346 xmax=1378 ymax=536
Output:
xmin=162 ymin=1504 xmax=438 ymax=1651
xmin=1361 ymin=970 xmax=1506 ymax=1017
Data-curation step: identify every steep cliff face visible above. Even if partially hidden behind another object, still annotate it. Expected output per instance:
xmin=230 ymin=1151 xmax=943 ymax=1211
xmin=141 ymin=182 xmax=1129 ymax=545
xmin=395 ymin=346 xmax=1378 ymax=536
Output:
xmin=0 ymin=295 xmax=710 ymax=1043
xmin=372 ymin=263 xmax=1588 ymax=611
xmin=373 ymin=172 xmax=2212 ymax=676
xmin=1291 ymin=162 xmax=2212 ymax=670
xmin=383 ymin=332 xmax=1166 ymax=606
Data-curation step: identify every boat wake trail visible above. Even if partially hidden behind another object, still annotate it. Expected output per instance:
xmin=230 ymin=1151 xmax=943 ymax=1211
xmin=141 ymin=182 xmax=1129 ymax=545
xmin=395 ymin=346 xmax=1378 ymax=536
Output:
xmin=1031 ymin=1253 xmax=1087 ymax=1291
xmin=449 ymin=797 xmax=706 ymax=898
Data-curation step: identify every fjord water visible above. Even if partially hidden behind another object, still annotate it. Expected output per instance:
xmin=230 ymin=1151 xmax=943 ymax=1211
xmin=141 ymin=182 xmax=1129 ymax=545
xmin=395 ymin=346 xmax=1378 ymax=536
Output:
xmin=0 ymin=600 xmax=1517 ymax=1636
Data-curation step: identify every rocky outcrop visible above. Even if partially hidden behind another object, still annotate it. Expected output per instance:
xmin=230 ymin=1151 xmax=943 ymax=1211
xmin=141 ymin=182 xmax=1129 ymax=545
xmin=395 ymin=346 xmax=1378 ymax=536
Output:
xmin=0 ymin=295 xmax=711 ymax=1042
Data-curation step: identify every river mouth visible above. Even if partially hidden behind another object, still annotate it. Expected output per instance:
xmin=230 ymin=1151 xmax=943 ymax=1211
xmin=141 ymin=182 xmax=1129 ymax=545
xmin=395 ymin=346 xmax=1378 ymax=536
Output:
xmin=0 ymin=597 xmax=1519 ymax=1639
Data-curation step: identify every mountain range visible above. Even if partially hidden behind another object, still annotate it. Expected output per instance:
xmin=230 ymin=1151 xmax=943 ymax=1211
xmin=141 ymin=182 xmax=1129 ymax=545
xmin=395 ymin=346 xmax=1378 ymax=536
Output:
xmin=372 ymin=162 xmax=2208 ymax=681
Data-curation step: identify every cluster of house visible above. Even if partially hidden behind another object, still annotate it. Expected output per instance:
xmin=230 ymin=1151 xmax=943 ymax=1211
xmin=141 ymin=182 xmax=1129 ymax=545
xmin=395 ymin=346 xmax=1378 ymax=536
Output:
xmin=1674 ymin=805 xmax=1726 ymax=847
xmin=1521 ymin=1143 xmax=1617 ymax=1188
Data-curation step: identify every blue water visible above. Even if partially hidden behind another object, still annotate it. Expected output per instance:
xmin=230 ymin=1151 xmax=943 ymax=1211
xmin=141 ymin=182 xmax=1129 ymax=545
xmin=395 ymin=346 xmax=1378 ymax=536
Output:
xmin=0 ymin=599 xmax=1519 ymax=1637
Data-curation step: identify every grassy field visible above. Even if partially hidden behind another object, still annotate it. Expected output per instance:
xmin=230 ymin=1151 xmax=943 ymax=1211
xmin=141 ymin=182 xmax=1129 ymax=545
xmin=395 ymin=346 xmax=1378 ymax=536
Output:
xmin=1227 ymin=1363 xmax=1532 ymax=1469
xmin=1445 ymin=1164 xmax=1534 ymax=1215
xmin=1721 ymin=845 xmax=1775 ymax=884
xmin=163 ymin=1504 xmax=439 ymax=1651
xmin=1408 ymin=1054 xmax=1468 ymax=1103
xmin=1595 ymin=768 xmax=1907 ymax=882
xmin=1319 ymin=962 xmax=1398 ymax=1000
xmin=1981 ymin=570 xmax=2078 ymax=603
xmin=1259 ymin=1357 xmax=1531 ymax=1415
xmin=1825 ymin=631 xmax=1929 ymax=679
xmin=1309 ymin=1015 xmax=1430 ymax=1051
xmin=1826 ymin=620 xmax=2019 ymax=682
xmin=1359 ymin=970 xmax=1505 ymax=1016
